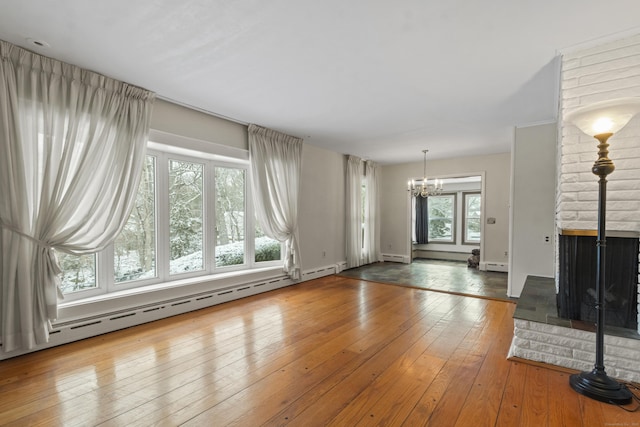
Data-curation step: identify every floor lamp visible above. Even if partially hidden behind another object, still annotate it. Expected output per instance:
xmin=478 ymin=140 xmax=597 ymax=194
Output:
xmin=565 ymin=97 xmax=640 ymax=405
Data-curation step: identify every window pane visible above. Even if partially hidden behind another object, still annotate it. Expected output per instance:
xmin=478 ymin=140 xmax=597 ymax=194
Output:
xmin=58 ymin=252 xmax=96 ymax=294
xmin=215 ymin=167 xmax=245 ymax=267
xmin=466 ymin=218 xmax=481 ymax=241
xmin=169 ymin=160 xmax=204 ymax=274
xmin=428 ymin=195 xmax=455 ymax=242
xmin=255 ymin=222 xmax=281 ymax=262
xmin=464 ymin=193 xmax=481 ymax=243
xmin=114 ymin=156 xmax=156 ymax=283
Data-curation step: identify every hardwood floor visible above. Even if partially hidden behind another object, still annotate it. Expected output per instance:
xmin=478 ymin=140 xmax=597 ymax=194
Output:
xmin=0 ymin=276 xmax=638 ymax=426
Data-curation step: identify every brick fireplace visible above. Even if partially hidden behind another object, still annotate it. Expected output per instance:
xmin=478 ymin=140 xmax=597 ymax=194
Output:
xmin=557 ymin=33 xmax=640 ymax=334
xmin=508 ymin=32 xmax=640 ymax=383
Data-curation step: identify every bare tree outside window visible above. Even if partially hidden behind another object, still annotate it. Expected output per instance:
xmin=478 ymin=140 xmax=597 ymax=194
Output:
xmin=215 ymin=167 xmax=245 ymax=267
xmin=58 ymin=156 xmax=157 ymax=291
xmin=114 ymin=155 xmax=156 ymax=283
xmin=427 ymin=194 xmax=456 ymax=242
xmin=57 ymin=252 xmax=96 ymax=293
xmin=169 ymin=159 xmax=204 ymax=274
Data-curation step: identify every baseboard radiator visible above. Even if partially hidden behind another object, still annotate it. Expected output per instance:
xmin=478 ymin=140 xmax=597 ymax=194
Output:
xmin=0 ymin=263 xmax=342 ymax=360
xmin=480 ymin=261 xmax=509 ymax=272
xmin=382 ymin=253 xmax=410 ymax=263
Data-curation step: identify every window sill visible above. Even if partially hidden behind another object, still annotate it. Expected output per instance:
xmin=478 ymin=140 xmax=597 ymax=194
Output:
xmin=58 ymin=266 xmax=286 ymax=321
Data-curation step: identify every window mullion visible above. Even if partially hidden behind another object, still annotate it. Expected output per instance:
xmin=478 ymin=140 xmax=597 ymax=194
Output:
xmin=206 ymin=160 xmax=215 ymax=273
xmin=242 ymin=167 xmax=248 ymax=267
xmin=102 ymin=245 xmax=115 ymax=294
xmin=156 ymin=152 xmax=170 ymax=282
xmin=246 ymin=168 xmax=255 ymax=267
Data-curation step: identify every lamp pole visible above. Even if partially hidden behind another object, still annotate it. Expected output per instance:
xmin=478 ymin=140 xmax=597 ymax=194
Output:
xmin=565 ymin=97 xmax=640 ymax=404
xmin=568 ymin=132 xmax=632 ymax=404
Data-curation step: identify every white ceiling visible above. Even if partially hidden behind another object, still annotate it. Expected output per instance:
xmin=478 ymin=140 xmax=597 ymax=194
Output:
xmin=2 ymin=1 xmax=640 ymax=164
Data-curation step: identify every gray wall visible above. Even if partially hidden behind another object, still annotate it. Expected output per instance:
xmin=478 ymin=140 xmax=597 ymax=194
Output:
xmin=151 ymin=99 xmax=247 ymax=149
xmin=508 ymin=122 xmax=557 ymax=297
xmin=298 ymin=144 xmax=346 ymax=268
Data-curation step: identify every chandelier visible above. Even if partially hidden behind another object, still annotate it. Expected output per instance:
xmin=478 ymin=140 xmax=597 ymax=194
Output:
xmin=408 ymin=149 xmax=442 ymax=198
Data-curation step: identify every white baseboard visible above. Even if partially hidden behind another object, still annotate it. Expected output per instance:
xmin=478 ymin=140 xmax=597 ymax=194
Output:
xmin=382 ymin=253 xmax=410 ymax=264
xmin=335 ymin=261 xmax=348 ymax=273
xmin=412 ymin=250 xmax=470 ymax=262
xmin=480 ymin=261 xmax=509 ymax=272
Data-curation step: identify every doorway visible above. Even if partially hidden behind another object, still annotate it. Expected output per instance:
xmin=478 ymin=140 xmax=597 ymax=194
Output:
xmin=409 ymin=175 xmax=484 ymax=264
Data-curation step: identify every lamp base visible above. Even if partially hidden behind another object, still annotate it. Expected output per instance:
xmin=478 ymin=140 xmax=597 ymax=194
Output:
xmin=569 ymin=370 xmax=632 ymax=405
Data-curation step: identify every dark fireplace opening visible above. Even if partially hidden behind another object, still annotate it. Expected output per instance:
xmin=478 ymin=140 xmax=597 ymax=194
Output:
xmin=557 ymin=233 xmax=638 ymax=330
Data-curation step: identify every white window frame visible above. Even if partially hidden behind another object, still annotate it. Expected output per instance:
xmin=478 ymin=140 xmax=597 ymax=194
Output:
xmin=462 ymin=192 xmax=481 ymax=245
xmin=212 ymin=161 xmax=249 ymax=273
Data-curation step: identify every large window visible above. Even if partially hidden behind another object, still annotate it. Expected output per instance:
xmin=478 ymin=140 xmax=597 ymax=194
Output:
xmin=463 ymin=192 xmax=481 ymax=244
xmin=427 ymin=194 xmax=456 ymax=243
xmin=57 ymin=143 xmax=282 ymax=300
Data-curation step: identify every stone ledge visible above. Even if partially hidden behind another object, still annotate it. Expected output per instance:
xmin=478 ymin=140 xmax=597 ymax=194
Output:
xmin=509 ymin=321 xmax=640 ymax=383
xmin=510 ymin=276 xmax=640 ymax=383
xmin=513 ymin=276 xmax=639 ymax=340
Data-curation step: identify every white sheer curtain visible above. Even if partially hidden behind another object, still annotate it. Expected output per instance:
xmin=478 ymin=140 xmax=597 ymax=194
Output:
xmin=345 ymin=155 xmax=364 ymax=268
xmin=346 ymin=156 xmax=381 ymax=268
xmin=0 ymin=40 xmax=155 ymax=353
xmin=363 ymin=160 xmax=382 ymax=264
xmin=248 ymin=124 xmax=303 ymax=280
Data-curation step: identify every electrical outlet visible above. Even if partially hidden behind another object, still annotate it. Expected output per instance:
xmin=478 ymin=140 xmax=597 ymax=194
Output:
xmin=322 ymin=251 xmax=326 ymax=258
xmin=544 ymin=235 xmax=551 ymax=244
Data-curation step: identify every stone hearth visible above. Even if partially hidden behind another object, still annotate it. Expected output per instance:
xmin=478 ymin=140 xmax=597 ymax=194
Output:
xmin=508 ymin=276 xmax=640 ymax=383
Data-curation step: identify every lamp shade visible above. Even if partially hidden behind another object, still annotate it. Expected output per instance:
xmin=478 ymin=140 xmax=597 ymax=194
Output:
xmin=565 ymin=97 xmax=640 ymax=137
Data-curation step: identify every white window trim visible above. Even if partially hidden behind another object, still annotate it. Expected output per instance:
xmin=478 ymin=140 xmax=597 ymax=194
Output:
xmin=462 ymin=191 xmax=482 ymax=245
